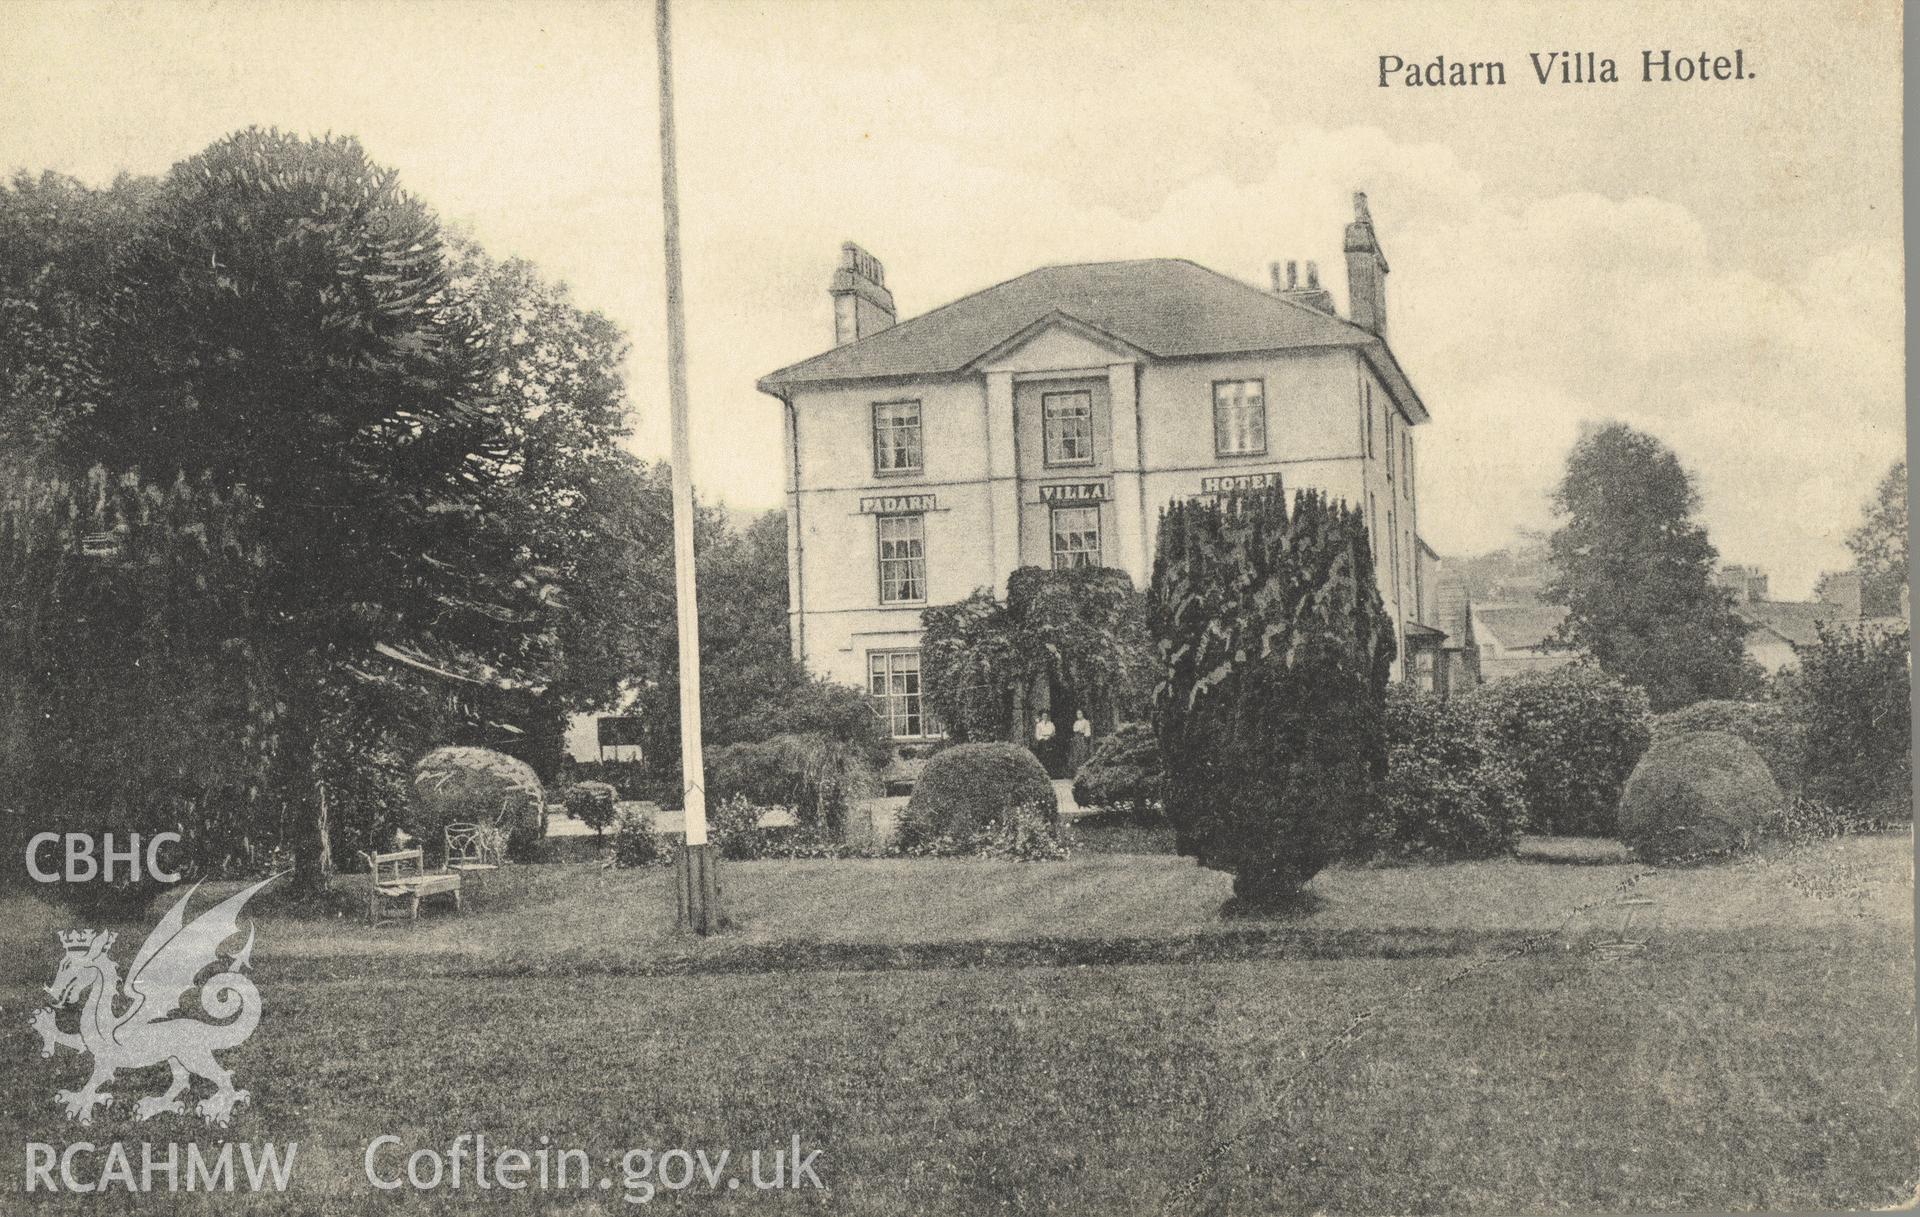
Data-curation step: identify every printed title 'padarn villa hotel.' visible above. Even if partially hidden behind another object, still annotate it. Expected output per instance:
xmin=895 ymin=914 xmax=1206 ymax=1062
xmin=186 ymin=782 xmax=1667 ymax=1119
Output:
xmin=758 ymin=194 xmax=1446 ymax=742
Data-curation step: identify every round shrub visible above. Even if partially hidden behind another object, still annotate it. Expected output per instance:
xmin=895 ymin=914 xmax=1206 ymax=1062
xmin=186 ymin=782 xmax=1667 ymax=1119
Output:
xmin=1070 ymin=723 xmax=1163 ymax=819
xmin=1618 ymin=730 xmax=1782 ymax=864
xmin=897 ymin=742 xmax=1058 ymax=850
xmin=1470 ymin=666 xmax=1652 ymax=837
xmin=611 ymin=804 xmax=663 ymax=867
xmin=1362 ymin=685 xmax=1529 ymax=861
xmin=410 ymin=746 xmax=547 ymax=862
xmin=1653 ymin=699 xmax=1807 ymax=795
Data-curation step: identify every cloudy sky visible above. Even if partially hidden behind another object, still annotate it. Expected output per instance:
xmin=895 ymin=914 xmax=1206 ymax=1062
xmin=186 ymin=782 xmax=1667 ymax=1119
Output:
xmin=3 ymin=0 xmax=1903 ymax=596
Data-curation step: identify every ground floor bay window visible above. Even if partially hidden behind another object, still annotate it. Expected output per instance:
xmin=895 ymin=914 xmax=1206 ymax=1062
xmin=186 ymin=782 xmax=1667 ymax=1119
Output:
xmin=869 ymin=648 xmax=937 ymax=739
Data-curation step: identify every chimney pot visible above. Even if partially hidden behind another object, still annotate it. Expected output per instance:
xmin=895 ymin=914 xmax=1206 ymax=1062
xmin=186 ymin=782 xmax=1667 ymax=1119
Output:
xmin=1270 ymin=262 xmax=1283 ymax=292
xmin=1305 ymin=261 xmax=1320 ymax=290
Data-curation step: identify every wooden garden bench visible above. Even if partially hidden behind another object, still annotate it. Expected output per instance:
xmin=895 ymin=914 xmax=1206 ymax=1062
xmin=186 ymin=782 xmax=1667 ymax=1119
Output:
xmin=361 ymin=847 xmax=461 ymax=927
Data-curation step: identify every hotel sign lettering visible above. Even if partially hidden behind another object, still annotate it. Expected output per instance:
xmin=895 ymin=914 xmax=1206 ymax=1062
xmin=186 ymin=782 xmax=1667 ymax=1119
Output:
xmin=1198 ymin=472 xmax=1279 ymax=495
xmin=858 ymin=493 xmax=937 ymax=514
xmin=1038 ymin=482 xmax=1109 ymax=503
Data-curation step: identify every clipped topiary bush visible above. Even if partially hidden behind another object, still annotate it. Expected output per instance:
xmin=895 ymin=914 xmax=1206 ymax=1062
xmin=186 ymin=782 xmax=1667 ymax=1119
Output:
xmin=410 ymin=746 xmax=547 ymax=862
xmin=566 ymin=780 xmax=619 ymax=841
xmin=896 ymin=742 xmax=1058 ymax=850
xmin=1070 ymin=723 xmax=1164 ymax=820
xmin=1653 ymin=699 xmax=1808 ymax=796
xmin=1470 ymin=666 xmax=1652 ymax=837
xmin=1361 ymin=685 xmax=1529 ymax=861
xmin=1618 ymin=730 xmax=1782 ymax=863
xmin=1148 ymin=484 xmax=1396 ymax=908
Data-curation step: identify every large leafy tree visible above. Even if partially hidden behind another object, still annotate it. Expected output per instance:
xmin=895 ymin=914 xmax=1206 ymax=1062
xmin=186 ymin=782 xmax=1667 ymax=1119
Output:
xmin=634 ymin=507 xmax=822 ymax=776
xmin=1845 ymin=460 xmax=1908 ymax=617
xmin=1545 ymin=423 xmax=1758 ymax=712
xmin=68 ymin=129 xmax=554 ymax=892
xmin=1148 ymin=485 xmax=1396 ymax=908
xmin=448 ymin=244 xmax=672 ymax=758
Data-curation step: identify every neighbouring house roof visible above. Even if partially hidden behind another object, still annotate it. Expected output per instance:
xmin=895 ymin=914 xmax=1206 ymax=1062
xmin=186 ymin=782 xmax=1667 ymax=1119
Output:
xmin=1734 ymin=600 xmax=1894 ymax=649
xmin=1474 ymin=604 xmax=1571 ymax=652
xmin=1736 ymin=601 xmax=1842 ymax=649
xmin=757 ymin=258 xmax=1429 ymax=423
xmin=1436 ymin=579 xmax=1473 ymax=651
xmin=1404 ymin=621 xmax=1447 ymax=642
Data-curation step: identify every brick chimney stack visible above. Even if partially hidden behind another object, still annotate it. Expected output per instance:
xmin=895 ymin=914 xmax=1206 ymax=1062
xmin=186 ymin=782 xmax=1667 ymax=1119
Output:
xmin=1273 ymin=257 xmax=1335 ymax=314
xmin=830 ymin=242 xmax=896 ymax=347
xmin=1344 ymin=192 xmax=1389 ymax=337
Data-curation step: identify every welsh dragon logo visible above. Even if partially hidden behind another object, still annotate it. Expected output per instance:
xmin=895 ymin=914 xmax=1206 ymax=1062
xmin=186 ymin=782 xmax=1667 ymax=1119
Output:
xmin=29 ymin=875 xmax=279 ymax=1127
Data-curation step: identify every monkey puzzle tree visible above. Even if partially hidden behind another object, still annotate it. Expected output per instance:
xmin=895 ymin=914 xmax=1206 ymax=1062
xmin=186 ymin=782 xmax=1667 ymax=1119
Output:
xmin=69 ymin=129 xmax=553 ymax=893
xmin=1147 ymin=482 xmax=1396 ymax=908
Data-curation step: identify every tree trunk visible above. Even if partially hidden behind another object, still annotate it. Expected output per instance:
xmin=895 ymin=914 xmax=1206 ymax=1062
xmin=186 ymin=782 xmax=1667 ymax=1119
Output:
xmin=283 ymin=686 xmax=333 ymax=895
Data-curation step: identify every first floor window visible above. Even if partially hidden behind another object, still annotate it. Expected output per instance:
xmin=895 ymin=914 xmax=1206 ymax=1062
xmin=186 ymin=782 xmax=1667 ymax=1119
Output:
xmin=869 ymin=650 xmax=930 ymax=738
xmin=1050 ymin=505 xmax=1101 ymax=569
xmin=1042 ymin=390 xmax=1094 ymax=465
xmin=873 ymin=400 xmax=923 ymax=474
xmin=878 ymin=514 xmax=927 ymax=603
xmin=1213 ymin=379 xmax=1267 ymax=456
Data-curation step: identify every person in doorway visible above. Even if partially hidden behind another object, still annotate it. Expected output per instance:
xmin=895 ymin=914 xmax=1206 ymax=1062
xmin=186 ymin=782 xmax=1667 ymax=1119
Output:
xmin=1070 ymin=710 xmax=1094 ymax=772
xmin=1032 ymin=711 xmax=1057 ymax=773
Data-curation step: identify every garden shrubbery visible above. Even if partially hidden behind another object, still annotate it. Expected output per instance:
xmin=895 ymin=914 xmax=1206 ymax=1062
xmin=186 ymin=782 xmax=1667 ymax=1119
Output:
xmin=896 ymin=743 xmax=1060 ymax=852
xmin=1360 ymin=685 xmax=1528 ymax=861
xmin=1470 ymin=666 xmax=1651 ymax=838
xmin=1654 ymin=699 xmax=1808 ymax=796
xmin=610 ymin=803 xmax=663 ymax=867
xmin=1070 ymin=723 xmax=1163 ymax=820
xmin=1790 ymin=623 xmax=1911 ymax=826
xmin=900 ymin=801 xmax=1071 ymax=861
xmin=1618 ymin=730 xmax=1782 ymax=863
xmin=409 ymin=746 xmax=547 ymax=862
xmin=707 ymin=733 xmax=881 ymax=832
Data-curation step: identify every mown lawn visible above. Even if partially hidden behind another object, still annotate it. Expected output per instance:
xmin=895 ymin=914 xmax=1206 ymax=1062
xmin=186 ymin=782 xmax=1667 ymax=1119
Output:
xmin=2 ymin=832 xmax=1913 ymax=1214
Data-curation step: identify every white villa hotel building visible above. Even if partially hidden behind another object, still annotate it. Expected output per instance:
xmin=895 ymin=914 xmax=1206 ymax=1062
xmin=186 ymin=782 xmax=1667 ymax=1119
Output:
xmin=758 ymin=194 xmax=1444 ymax=743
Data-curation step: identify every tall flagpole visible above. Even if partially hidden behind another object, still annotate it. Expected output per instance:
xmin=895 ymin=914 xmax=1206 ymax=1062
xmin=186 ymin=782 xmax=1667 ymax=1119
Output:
xmin=656 ymin=0 xmax=720 ymax=933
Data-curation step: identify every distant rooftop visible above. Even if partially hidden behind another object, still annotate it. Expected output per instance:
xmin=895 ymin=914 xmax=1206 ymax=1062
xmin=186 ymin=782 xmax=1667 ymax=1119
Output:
xmin=1474 ymin=604 xmax=1571 ymax=652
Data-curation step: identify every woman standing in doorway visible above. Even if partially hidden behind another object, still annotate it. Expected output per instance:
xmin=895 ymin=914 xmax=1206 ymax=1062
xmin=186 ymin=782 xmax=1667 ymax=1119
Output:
xmin=1069 ymin=710 xmax=1094 ymax=773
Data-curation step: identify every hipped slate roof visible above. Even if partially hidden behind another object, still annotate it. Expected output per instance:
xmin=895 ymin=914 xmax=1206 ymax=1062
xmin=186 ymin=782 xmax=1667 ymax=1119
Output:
xmin=757 ymin=258 xmax=1428 ymax=423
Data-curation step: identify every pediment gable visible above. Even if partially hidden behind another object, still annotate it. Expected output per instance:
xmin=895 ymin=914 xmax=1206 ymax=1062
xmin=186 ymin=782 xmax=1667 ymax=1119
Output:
xmin=971 ymin=312 xmax=1145 ymax=374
